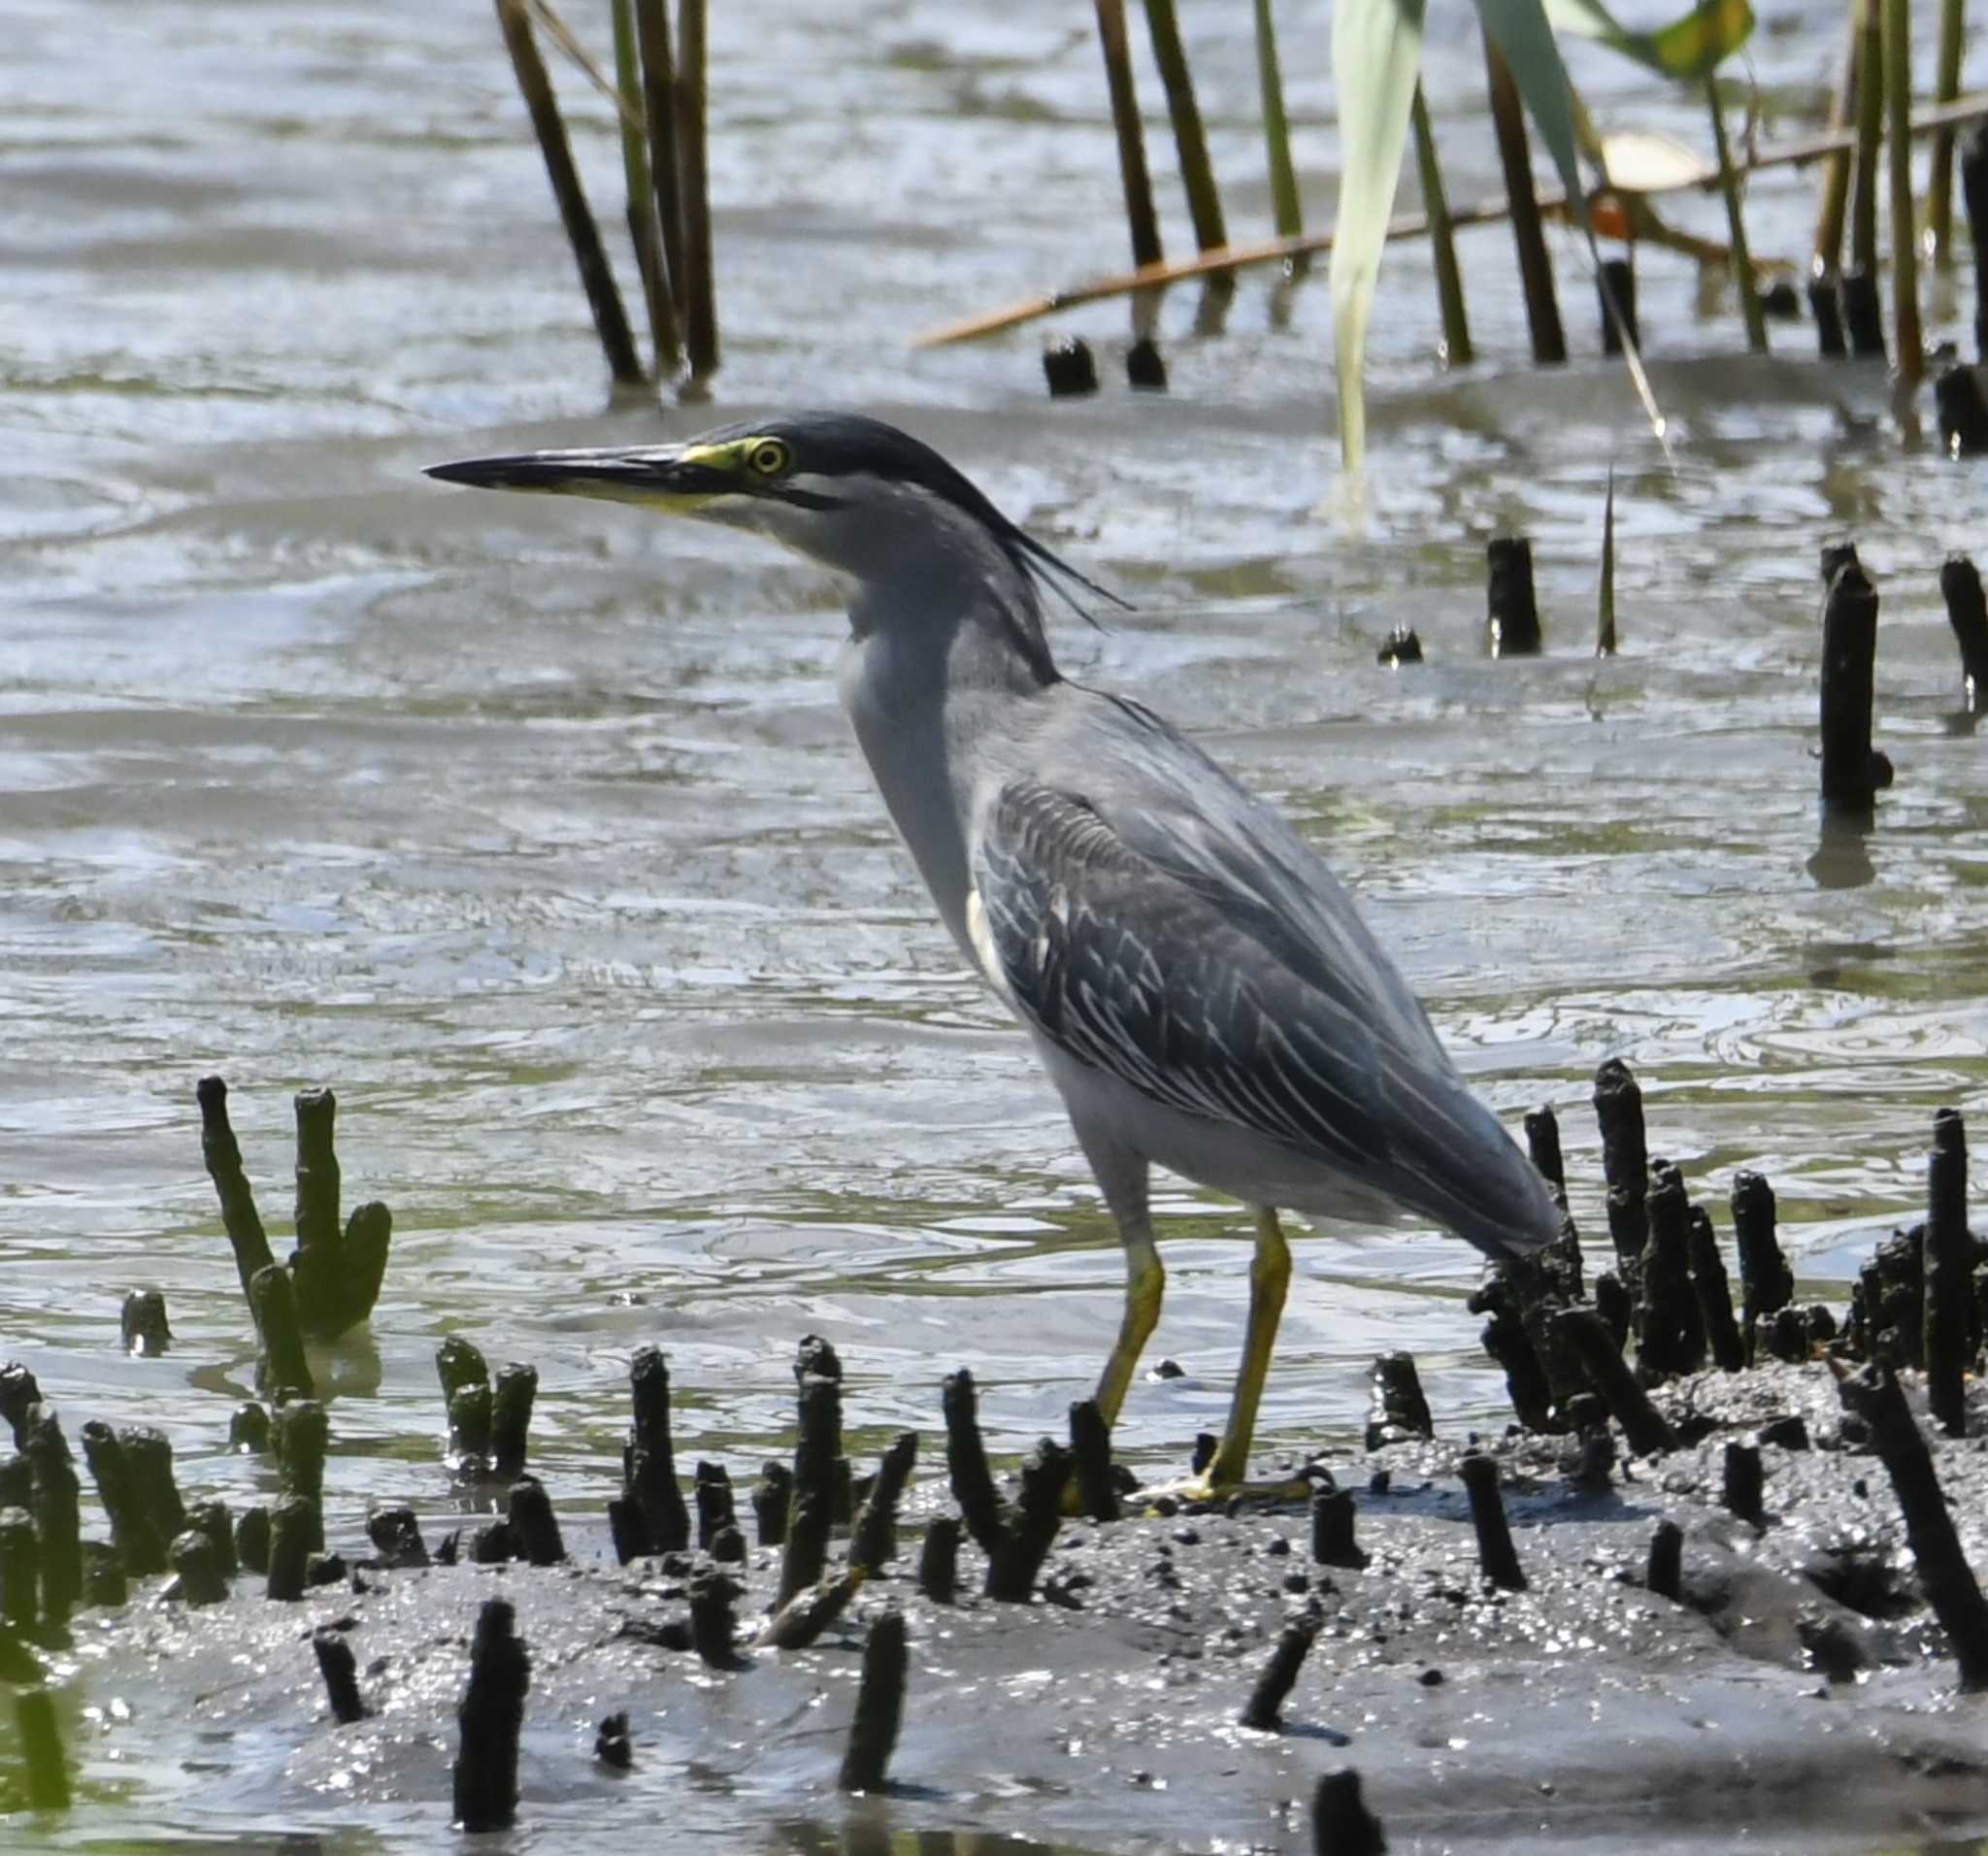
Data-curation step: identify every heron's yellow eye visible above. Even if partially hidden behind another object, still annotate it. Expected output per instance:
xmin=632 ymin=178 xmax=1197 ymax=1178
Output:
xmin=746 ymin=439 xmax=791 ymax=478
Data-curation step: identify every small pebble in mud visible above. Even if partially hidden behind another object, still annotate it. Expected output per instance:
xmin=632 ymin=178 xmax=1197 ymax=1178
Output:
xmin=1150 ymin=1496 xmax=1178 ymax=1517
xmin=1283 ymin=1573 xmax=1309 ymax=1595
xmin=1266 ymin=1535 xmax=1290 ymax=1557
xmin=1174 ymin=1527 xmax=1200 ymax=1546
xmin=1151 ymin=1360 xmax=1185 ymax=1379
xmin=1419 ymin=1667 xmax=1444 ymax=1686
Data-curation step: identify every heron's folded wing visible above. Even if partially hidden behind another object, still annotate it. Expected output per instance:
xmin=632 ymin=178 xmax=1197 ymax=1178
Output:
xmin=1084 ymin=696 xmax=1451 ymax=1072
xmin=970 ymin=778 xmax=1390 ymax=1175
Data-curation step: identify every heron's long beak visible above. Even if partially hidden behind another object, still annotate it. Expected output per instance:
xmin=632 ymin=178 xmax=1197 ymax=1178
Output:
xmin=424 ymin=446 xmax=732 ymax=509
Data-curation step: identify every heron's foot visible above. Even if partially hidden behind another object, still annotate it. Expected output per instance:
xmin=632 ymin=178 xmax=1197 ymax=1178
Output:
xmin=1137 ymin=1469 xmax=1317 ymax=1511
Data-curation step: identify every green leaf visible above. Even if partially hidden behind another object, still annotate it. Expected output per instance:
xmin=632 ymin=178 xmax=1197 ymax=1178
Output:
xmin=1477 ymin=0 xmax=1588 ymax=226
xmin=1543 ymin=0 xmax=1753 ymax=80
xmin=1328 ymin=0 xmax=1428 ymax=469
xmin=1597 ymin=468 xmax=1616 ymax=655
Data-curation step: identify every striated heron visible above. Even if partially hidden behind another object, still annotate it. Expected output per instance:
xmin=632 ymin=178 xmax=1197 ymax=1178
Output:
xmin=427 ymin=413 xmax=1559 ymax=1493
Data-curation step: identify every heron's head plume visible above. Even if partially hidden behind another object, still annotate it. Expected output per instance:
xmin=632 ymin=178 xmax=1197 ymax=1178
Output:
xmin=426 ymin=412 xmax=1124 ymax=685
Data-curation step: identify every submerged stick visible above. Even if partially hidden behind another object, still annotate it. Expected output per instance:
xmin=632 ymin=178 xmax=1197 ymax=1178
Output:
xmin=1312 ymin=1767 xmax=1387 ymax=1855
xmin=1554 ymin=1309 xmax=1679 ymax=1455
xmin=984 ymin=1439 xmax=1071 ymax=1602
xmin=17 ymin=1688 xmax=69 ymax=1810
xmin=1412 ymin=84 xmax=1472 ymax=366
xmin=918 ymin=1515 xmax=960 ymax=1604
xmin=1593 ymin=1059 xmax=1649 ymax=1263
xmin=453 ymin=1598 xmax=531 ymax=1831
xmin=491 ymin=1363 xmax=538 ymax=1479
xmin=762 ymin=1566 xmax=860 ymax=1651
xmin=24 ymin=1413 xmax=81 ymax=1627
xmin=507 ymin=1476 xmax=566 ymax=1566
xmin=1142 ymin=0 xmax=1224 ymax=253
xmin=81 ymin=1422 xmax=166 ymax=1577
xmin=1640 ymin=1164 xmax=1706 ymax=1381
xmin=1486 ymin=536 xmax=1541 ymax=656
xmin=625 ymin=1345 xmax=689 ymax=1556
xmin=942 ymin=1369 xmax=1008 ymax=1552
xmin=1310 ymin=1487 xmax=1370 ymax=1570
xmin=1731 ymin=1171 xmax=1794 ymax=1353
xmin=1723 ymin=1441 xmax=1765 ymax=1527
xmin=249 ymin=1264 xmax=314 ymax=1400
xmin=1646 ymin=1517 xmax=1683 ymax=1600
xmin=849 ymin=1432 xmax=918 ymax=1573
xmin=1834 ymin=1362 xmax=1988 ymax=1688
xmin=1688 ymin=1207 xmax=1745 ymax=1373
xmin=197 ymin=1077 xmax=276 ymax=1304
xmin=1240 ymin=1612 xmax=1319 ymax=1730
xmin=1819 ymin=558 xmax=1888 ymax=812
xmin=1483 ymin=34 xmax=1565 ymax=366
xmin=751 ymin=1462 xmax=792 ymax=1547
xmin=1458 ymin=1454 xmax=1525 ymax=1590
xmin=493 ymin=0 xmax=642 ymax=386
xmin=1924 ymin=1110 xmax=1971 ymax=1438
xmin=837 ymin=1607 xmax=908 ymax=1792
xmin=1367 ymin=1352 xmax=1434 ymax=1448
xmin=1939 ymin=556 xmax=1988 ymax=708
xmin=315 ymin=1627 xmax=368 ymax=1723
xmin=777 ymin=1372 xmax=842 ymax=1607
xmin=1523 ymin=1106 xmax=1565 ymax=1197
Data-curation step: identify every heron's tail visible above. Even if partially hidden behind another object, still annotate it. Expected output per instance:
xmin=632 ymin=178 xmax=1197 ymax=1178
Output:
xmin=1379 ymin=1065 xmax=1563 ymax=1264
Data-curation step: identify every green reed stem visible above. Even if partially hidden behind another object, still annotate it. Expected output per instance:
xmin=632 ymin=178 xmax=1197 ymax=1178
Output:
xmin=1253 ymin=0 xmax=1303 ymax=239
xmin=1926 ymin=0 xmax=1967 ymax=264
xmin=612 ymin=0 xmax=670 ymax=378
xmin=1410 ymin=84 xmax=1472 ymax=366
xmin=675 ymin=0 xmax=717 ymax=379
xmin=1095 ymin=0 xmax=1164 ymax=269
xmin=633 ymin=0 xmax=685 ymax=343
xmin=1707 ymin=80 xmax=1768 ymax=351
xmin=1813 ymin=18 xmax=1856 ymax=274
xmin=1851 ymin=0 xmax=1883 ymax=276
xmin=492 ymin=0 xmax=644 ymax=385
xmin=1142 ymin=0 xmax=1226 ymax=252
xmin=1483 ymin=33 xmax=1565 ymax=365
xmin=1884 ymin=0 xmax=1923 ymax=381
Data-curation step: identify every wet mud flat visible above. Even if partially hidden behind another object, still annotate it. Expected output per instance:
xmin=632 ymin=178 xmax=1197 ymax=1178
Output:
xmin=18 ymin=1354 xmax=1988 ymax=1855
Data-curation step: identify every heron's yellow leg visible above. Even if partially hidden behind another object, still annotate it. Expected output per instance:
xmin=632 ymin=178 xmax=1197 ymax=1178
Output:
xmin=1205 ymin=1207 xmax=1289 ymax=1490
xmin=1094 ymin=1231 xmax=1163 ymax=1428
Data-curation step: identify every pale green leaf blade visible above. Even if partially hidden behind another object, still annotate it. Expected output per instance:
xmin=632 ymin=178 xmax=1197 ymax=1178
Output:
xmin=1477 ymin=0 xmax=1587 ymax=226
xmin=1328 ymin=0 xmax=1427 ymax=471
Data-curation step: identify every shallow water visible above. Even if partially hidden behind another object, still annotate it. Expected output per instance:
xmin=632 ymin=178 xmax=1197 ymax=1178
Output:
xmin=6 ymin=0 xmax=1988 ymax=1845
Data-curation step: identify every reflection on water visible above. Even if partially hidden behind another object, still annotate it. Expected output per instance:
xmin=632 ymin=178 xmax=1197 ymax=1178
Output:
xmin=7 ymin=0 xmax=1988 ymax=1847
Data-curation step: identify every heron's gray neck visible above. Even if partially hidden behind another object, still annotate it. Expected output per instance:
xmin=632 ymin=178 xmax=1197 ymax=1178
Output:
xmin=836 ymin=578 xmax=1052 ymax=960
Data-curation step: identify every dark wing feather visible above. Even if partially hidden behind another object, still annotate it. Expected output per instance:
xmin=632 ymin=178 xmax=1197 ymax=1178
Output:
xmin=972 ymin=779 xmax=1392 ymax=1178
